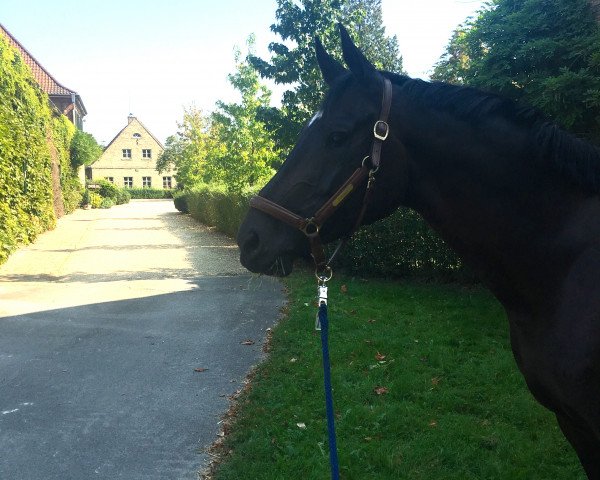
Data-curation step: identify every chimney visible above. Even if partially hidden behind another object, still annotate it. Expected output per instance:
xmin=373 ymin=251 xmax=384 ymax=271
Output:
xmin=127 ymin=113 xmax=135 ymax=124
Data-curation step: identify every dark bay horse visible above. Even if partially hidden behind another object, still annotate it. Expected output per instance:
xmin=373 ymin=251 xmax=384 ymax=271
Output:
xmin=237 ymin=26 xmax=600 ymax=478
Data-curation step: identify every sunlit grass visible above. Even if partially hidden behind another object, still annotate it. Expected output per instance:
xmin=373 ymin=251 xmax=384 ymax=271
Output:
xmin=209 ymin=270 xmax=584 ymax=479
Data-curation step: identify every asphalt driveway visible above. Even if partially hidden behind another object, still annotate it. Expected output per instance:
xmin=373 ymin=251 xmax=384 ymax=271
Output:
xmin=0 ymin=200 xmax=284 ymax=480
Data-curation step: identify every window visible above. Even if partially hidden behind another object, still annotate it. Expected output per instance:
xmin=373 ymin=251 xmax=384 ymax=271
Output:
xmin=105 ymin=177 xmax=114 ymax=183
xmin=122 ymin=149 xmax=132 ymax=159
xmin=124 ymin=177 xmax=133 ymax=188
xmin=142 ymin=176 xmax=152 ymax=188
xmin=142 ymin=149 xmax=152 ymax=158
xmin=162 ymin=176 xmax=172 ymax=189
xmin=132 ymin=133 xmax=141 ymax=139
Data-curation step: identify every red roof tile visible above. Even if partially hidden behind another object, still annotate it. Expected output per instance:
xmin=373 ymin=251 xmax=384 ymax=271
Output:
xmin=0 ymin=23 xmax=76 ymax=96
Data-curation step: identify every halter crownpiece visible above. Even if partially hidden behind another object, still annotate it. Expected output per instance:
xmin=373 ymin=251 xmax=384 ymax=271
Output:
xmin=250 ymin=76 xmax=393 ymax=274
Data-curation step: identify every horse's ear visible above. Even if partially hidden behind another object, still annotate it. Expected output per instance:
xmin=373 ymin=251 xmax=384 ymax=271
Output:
xmin=339 ymin=24 xmax=376 ymax=81
xmin=315 ymin=37 xmax=346 ymax=85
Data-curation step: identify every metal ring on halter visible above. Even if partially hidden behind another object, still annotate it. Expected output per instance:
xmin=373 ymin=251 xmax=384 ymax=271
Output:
xmin=315 ymin=265 xmax=333 ymax=283
xmin=302 ymin=218 xmax=320 ymax=237
xmin=361 ymin=156 xmax=371 ymax=168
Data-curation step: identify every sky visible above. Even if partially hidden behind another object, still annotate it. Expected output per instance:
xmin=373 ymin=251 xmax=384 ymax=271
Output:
xmin=1 ymin=0 xmax=486 ymax=145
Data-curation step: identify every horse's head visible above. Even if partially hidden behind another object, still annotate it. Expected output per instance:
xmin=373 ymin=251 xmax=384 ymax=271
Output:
xmin=237 ymin=26 xmax=408 ymax=276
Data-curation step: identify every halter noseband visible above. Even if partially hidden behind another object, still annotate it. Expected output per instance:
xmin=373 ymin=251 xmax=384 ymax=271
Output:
xmin=249 ymin=77 xmax=393 ymax=277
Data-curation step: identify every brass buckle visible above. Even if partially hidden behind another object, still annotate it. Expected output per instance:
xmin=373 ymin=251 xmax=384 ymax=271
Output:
xmin=373 ymin=120 xmax=389 ymax=141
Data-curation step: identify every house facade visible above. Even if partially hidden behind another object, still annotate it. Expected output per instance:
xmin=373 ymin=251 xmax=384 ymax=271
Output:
xmin=91 ymin=115 xmax=175 ymax=189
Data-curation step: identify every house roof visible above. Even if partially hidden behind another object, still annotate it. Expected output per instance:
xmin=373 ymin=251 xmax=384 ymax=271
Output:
xmin=0 ymin=23 xmax=86 ymax=114
xmin=101 ymin=116 xmax=165 ymax=154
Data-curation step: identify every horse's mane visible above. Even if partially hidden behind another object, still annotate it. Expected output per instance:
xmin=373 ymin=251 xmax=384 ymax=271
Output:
xmin=384 ymin=72 xmax=600 ymax=194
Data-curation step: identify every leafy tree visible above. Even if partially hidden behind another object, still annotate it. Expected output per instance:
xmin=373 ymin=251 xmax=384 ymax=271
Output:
xmin=433 ymin=0 xmax=600 ymax=141
xmin=156 ymin=108 xmax=213 ymax=189
xmin=70 ymin=129 xmax=102 ymax=168
xmin=250 ymin=0 xmax=403 ymax=151
xmin=208 ymin=36 xmax=280 ymax=193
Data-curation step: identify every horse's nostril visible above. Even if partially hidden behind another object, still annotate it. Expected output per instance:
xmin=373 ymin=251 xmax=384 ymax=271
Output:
xmin=243 ymin=230 xmax=260 ymax=254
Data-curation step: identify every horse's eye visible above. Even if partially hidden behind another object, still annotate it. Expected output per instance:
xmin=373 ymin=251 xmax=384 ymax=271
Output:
xmin=328 ymin=131 xmax=347 ymax=146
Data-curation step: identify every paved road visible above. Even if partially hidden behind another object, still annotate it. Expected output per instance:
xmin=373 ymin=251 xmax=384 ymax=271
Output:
xmin=0 ymin=200 xmax=284 ymax=480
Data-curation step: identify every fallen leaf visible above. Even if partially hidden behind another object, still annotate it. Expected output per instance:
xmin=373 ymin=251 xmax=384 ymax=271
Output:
xmin=431 ymin=376 xmax=441 ymax=386
xmin=368 ymin=318 xmax=376 ymax=323
xmin=374 ymin=386 xmax=389 ymax=395
xmin=429 ymin=420 xmax=438 ymax=428
xmin=194 ymin=368 xmax=208 ymax=373
xmin=241 ymin=339 xmax=255 ymax=345
xmin=340 ymin=284 xmax=348 ymax=293
xmin=296 ymin=422 xmax=306 ymax=429
xmin=375 ymin=352 xmax=386 ymax=361
xmin=290 ymin=358 xmax=298 ymax=363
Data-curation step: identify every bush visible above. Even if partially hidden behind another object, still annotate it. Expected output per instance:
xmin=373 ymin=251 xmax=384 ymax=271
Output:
xmin=81 ymin=189 xmax=91 ymax=206
xmin=128 ymin=188 xmax=173 ymax=199
xmin=88 ymin=179 xmax=130 ymax=207
xmin=95 ymin=178 xmax=120 ymax=200
xmin=99 ymin=197 xmax=114 ymax=209
xmin=88 ymin=191 xmax=103 ymax=208
xmin=179 ymin=184 xmax=257 ymax=238
xmin=335 ymin=208 xmax=473 ymax=281
xmin=173 ymin=190 xmax=189 ymax=213
xmin=115 ymin=189 xmax=131 ymax=205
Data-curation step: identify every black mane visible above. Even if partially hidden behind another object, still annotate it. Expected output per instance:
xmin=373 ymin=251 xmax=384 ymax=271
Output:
xmin=384 ymin=72 xmax=600 ymax=194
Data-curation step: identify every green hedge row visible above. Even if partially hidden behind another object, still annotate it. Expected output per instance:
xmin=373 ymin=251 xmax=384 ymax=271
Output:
xmin=174 ymin=185 xmax=257 ymax=238
xmin=1 ymin=35 xmax=53 ymax=263
xmin=128 ymin=188 xmax=174 ymax=199
xmin=173 ymin=185 xmax=469 ymax=280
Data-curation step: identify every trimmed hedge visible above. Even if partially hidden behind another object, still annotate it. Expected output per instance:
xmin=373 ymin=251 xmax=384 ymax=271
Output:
xmin=128 ymin=188 xmax=173 ymax=199
xmin=177 ymin=185 xmax=257 ymax=238
xmin=173 ymin=184 xmax=469 ymax=280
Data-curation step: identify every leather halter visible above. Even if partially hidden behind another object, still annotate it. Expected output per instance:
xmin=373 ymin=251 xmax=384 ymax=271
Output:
xmin=250 ymin=76 xmax=393 ymax=276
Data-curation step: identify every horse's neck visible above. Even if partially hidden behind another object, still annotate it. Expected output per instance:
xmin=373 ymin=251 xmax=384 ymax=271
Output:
xmin=402 ymin=115 xmax=600 ymax=312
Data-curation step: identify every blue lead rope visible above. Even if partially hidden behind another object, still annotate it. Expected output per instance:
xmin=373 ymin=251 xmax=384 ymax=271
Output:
xmin=318 ymin=302 xmax=340 ymax=480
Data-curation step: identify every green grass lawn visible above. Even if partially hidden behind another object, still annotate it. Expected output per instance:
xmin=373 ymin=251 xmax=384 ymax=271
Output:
xmin=208 ymin=270 xmax=584 ymax=479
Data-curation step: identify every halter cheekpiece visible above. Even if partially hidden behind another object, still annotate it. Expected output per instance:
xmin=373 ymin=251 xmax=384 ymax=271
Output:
xmin=250 ymin=76 xmax=393 ymax=277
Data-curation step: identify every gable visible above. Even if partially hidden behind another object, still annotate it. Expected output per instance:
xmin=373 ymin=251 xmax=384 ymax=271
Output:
xmin=94 ymin=117 xmax=165 ymax=169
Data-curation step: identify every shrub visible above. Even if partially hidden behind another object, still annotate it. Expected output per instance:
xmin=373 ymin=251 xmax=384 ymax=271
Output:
xmin=179 ymin=184 xmax=257 ymax=238
xmin=95 ymin=178 xmax=120 ymax=200
xmin=173 ymin=190 xmax=189 ymax=213
xmin=115 ymin=189 xmax=131 ymax=205
xmin=335 ymin=208 xmax=473 ymax=281
xmin=99 ymin=197 xmax=114 ymax=209
xmin=88 ymin=179 xmax=130 ymax=207
xmin=128 ymin=188 xmax=173 ymax=199
xmin=81 ymin=189 xmax=91 ymax=206
xmin=127 ymin=187 xmax=173 ymax=199
xmin=88 ymin=191 xmax=103 ymax=208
